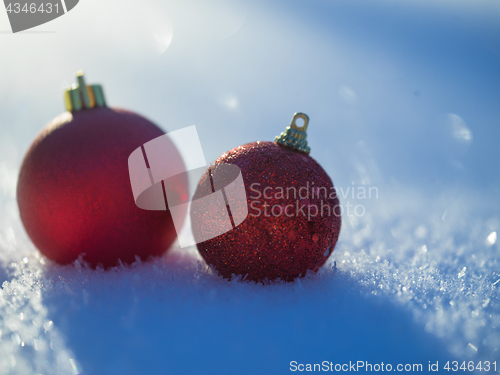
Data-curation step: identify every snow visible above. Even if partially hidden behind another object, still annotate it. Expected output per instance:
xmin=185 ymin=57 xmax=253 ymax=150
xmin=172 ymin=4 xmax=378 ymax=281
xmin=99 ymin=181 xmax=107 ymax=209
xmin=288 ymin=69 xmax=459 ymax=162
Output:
xmin=1 ymin=0 xmax=500 ymax=373
xmin=1 ymin=183 xmax=498 ymax=373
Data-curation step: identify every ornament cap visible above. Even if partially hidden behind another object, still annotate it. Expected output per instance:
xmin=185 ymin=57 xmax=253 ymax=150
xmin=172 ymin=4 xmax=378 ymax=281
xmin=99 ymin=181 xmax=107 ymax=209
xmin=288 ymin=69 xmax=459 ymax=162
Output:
xmin=64 ymin=71 xmax=107 ymax=112
xmin=274 ymin=112 xmax=311 ymax=154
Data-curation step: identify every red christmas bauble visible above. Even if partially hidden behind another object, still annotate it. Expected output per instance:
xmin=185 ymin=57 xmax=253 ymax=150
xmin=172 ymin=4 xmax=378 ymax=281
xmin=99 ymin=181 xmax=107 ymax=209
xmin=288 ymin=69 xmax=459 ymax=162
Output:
xmin=17 ymin=74 xmax=187 ymax=267
xmin=193 ymin=114 xmax=341 ymax=282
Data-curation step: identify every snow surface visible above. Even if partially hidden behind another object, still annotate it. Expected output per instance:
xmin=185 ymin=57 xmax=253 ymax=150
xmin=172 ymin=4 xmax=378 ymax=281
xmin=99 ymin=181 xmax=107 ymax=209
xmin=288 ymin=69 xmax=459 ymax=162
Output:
xmin=1 ymin=0 xmax=500 ymax=373
xmin=0 ymin=186 xmax=499 ymax=374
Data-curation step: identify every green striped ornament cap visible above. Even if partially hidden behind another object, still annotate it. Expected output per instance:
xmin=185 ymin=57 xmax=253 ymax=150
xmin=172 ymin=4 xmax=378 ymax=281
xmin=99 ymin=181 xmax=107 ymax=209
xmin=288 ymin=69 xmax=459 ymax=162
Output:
xmin=64 ymin=71 xmax=106 ymax=112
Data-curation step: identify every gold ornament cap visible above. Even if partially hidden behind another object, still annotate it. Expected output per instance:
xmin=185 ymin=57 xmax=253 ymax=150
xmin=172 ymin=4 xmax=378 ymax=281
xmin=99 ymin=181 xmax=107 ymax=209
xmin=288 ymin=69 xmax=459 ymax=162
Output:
xmin=274 ymin=112 xmax=311 ymax=154
xmin=64 ymin=71 xmax=107 ymax=112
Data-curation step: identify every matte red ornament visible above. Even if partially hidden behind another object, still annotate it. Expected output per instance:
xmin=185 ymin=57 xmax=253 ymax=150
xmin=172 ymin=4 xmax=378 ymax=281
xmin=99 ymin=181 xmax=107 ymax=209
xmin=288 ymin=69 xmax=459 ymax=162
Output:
xmin=193 ymin=113 xmax=341 ymax=282
xmin=17 ymin=72 xmax=187 ymax=267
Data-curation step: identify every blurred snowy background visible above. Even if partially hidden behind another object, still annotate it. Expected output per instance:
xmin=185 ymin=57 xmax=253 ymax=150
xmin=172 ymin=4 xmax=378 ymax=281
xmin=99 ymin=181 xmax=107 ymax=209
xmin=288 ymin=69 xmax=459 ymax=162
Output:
xmin=1 ymin=0 xmax=499 ymax=373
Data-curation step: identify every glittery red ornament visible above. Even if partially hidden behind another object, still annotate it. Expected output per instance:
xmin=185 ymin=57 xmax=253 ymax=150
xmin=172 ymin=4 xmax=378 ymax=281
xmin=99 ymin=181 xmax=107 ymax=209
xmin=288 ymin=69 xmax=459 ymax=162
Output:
xmin=17 ymin=72 xmax=187 ymax=267
xmin=193 ymin=113 xmax=341 ymax=282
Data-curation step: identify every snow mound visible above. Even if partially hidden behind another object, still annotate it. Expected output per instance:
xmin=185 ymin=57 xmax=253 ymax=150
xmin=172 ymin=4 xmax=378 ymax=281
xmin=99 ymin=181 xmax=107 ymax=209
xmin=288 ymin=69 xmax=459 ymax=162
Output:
xmin=1 ymin=163 xmax=498 ymax=374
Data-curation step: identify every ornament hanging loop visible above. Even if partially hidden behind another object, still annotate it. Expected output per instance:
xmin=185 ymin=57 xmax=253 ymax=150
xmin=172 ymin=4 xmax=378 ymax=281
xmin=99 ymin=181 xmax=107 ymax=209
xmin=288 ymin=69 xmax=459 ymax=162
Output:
xmin=290 ymin=112 xmax=309 ymax=132
xmin=274 ymin=112 xmax=311 ymax=154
